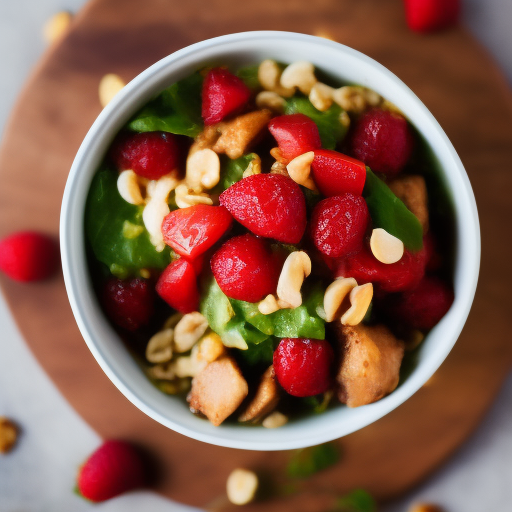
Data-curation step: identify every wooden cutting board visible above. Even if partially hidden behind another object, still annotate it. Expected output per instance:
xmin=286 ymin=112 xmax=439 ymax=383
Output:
xmin=1 ymin=0 xmax=511 ymax=509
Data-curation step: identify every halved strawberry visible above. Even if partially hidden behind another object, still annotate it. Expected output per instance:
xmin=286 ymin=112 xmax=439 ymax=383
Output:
xmin=311 ymin=149 xmax=366 ymax=196
xmin=161 ymin=205 xmax=233 ymax=259
xmin=202 ymin=68 xmax=251 ymax=126
xmin=156 ymin=259 xmax=199 ymax=313
xmin=404 ymin=0 xmax=460 ymax=33
xmin=211 ymin=234 xmax=281 ymax=302
xmin=268 ymin=114 xmax=322 ymax=161
xmin=219 ymin=174 xmax=307 ymax=244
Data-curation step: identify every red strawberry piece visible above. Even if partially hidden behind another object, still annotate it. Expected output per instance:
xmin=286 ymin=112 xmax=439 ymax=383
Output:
xmin=77 ymin=440 xmax=145 ymax=502
xmin=310 ymin=194 xmax=369 ymax=258
xmin=110 ymin=131 xmax=179 ymax=180
xmin=219 ymin=174 xmax=307 ymax=244
xmin=202 ymin=67 xmax=251 ymax=126
xmin=386 ymin=276 xmax=454 ymax=330
xmin=336 ymin=244 xmax=427 ymax=293
xmin=268 ymin=114 xmax=322 ymax=161
xmin=161 ymin=205 xmax=233 ymax=259
xmin=102 ymin=277 xmax=155 ymax=331
xmin=156 ymin=259 xmax=199 ymax=313
xmin=404 ymin=0 xmax=460 ymax=33
xmin=350 ymin=108 xmax=413 ymax=177
xmin=311 ymin=149 xmax=367 ymax=196
xmin=0 ymin=231 xmax=59 ymax=282
xmin=273 ymin=338 xmax=334 ymax=397
xmin=211 ymin=234 xmax=281 ymax=302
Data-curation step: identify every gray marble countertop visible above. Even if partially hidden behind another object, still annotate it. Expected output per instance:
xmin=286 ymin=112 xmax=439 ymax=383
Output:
xmin=1 ymin=1 xmax=511 ymax=510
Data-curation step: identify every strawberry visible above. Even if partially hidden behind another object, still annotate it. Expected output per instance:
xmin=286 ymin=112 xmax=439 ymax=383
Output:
xmin=386 ymin=276 xmax=454 ymax=330
xmin=102 ymin=278 xmax=155 ymax=331
xmin=310 ymin=194 xmax=369 ymax=258
xmin=161 ymin=205 xmax=233 ymax=259
xmin=211 ymin=234 xmax=281 ymax=302
xmin=311 ymin=149 xmax=367 ymax=197
xmin=268 ymin=114 xmax=322 ymax=161
xmin=77 ymin=440 xmax=145 ymax=502
xmin=219 ymin=174 xmax=307 ymax=244
xmin=0 ymin=231 xmax=59 ymax=282
xmin=202 ymin=68 xmax=251 ymax=126
xmin=273 ymin=338 xmax=334 ymax=397
xmin=110 ymin=131 xmax=180 ymax=180
xmin=156 ymin=258 xmax=199 ymax=313
xmin=350 ymin=109 xmax=413 ymax=177
xmin=404 ymin=0 xmax=460 ymax=33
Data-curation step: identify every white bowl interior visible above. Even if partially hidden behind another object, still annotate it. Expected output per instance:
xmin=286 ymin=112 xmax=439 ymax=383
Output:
xmin=61 ymin=31 xmax=480 ymax=450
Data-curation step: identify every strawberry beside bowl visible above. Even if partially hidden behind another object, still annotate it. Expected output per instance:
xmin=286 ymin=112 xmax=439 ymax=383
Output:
xmin=60 ymin=31 xmax=480 ymax=450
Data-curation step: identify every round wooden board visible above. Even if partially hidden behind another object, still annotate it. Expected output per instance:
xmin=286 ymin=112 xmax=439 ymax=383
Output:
xmin=1 ymin=0 xmax=511 ymax=509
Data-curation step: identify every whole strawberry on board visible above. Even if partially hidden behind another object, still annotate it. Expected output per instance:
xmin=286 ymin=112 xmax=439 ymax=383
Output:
xmin=76 ymin=440 xmax=146 ymax=502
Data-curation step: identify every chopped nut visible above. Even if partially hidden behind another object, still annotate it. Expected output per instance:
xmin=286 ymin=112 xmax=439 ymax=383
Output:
xmin=280 ymin=61 xmax=317 ymax=95
xmin=188 ymin=357 xmax=249 ymax=426
xmin=117 ymin=170 xmax=146 ymax=205
xmin=309 ymin=82 xmax=334 ymax=111
xmin=276 ymin=251 xmax=311 ymax=309
xmin=270 ymin=161 xmax=289 ymax=176
xmin=270 ymin=147 xmax=289 ymax=164
xmin=0 ymin=417 xmax=18 ymax=454
xmin=213 ymin=110 xmax=272 ymax=159
xmin=146 ymin=328 xmax=174 ymax=363
xmin=370 ymin=228 xmax=404 ymax=264
xmin=323 ymin=277 xmax=358 ymax=322
xmin=226 ymin=469 xmax=259 ymax=505
xmin=173 ymin=355 xmax=207 ymax=378
xmin=332 ymin=86 xmax=381 ymax=113
xmin=239 ymin=366 xmax=279 ymax=422
xmin=194 ymin=332 xmax=226 ymax=363
xmin=185 ymin=148 xmax=220 ymax=192
xmin=255 ymin=91 xmax=285 ymax=113
xmin=148 ymin=362 xmax=176 ymax=380
xmin=341 ymin=283 xmax=373 ymax=326
xmin=99 ymin=73 xmax=126 ymax=108
xmin=258 ymin=60 xmax=295 ymax=97
xmin=174 ymin=183 xmax=214 ymax=208
xmin=189 ymin=125 xmax=221 ymax=155
xmin=262 ymin=411 xmax=288 ymax=428
xmin=339 ymin=110 xmax=351 ymax=129
xmin=381 ymin=100 xmax=404 ymax=115
xmin=173 ymin=312 xmax=209 ymax=353
xmin=258 ymin=294 xmax=281 ymax=315
xmin=242 ymin=154 xmax=262 ymax=179
xmin=163 ymin=312 xmax=183 ymax=330
xmin=409 ymin=504 xmax=445 ymax=512
xmin=388 ymin=175 xmax=429 ymax=233
xmin=286 ymin=151 xmax=317 ymax=190
xmin=139 ymin=268 xmax=151 ymax=278
xmin=43 ymin=11 xmax=72 ymax=44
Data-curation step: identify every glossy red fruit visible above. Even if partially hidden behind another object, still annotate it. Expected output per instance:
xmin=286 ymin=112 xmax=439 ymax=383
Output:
xmin=220 ymin=174 xmax=307 ymax=244
xmin=310 ymin=194 xmax=369 ymax=258
xmin=161 ymin=205 xmax=233 ymax=259
xmin=111 ymin=132 xmax=179 ymax=180
xmin=211 ymin=234 xmax=281 ymax=302
xmin=404 ymin=0 xmax=460 ymax=33
xmin=311 ymin=149 xmax=367 ymax=196
xmin=0 ymin=231 xmax=59 ymax=282
xmin=202 ymin=67 xmax=251 ymax=125
xmin=337 ymin=244 xmax=427 ymax=293
xmin=102 ymin=278 xmax=155 ymax=331
xmin=268 ymin=114 xmax=322 ymax=161
xmin=273 ymin=338 xmax=334 ymax=397
xmin=350 ymin=109 xmax=413 ymax=177
xmin=156 ymin=259 xmax=199 ymax=313
xmin=387 ymin=276 xmax=454 ymax=330
xmin=77 ymin=440 xmax=145 ymax=502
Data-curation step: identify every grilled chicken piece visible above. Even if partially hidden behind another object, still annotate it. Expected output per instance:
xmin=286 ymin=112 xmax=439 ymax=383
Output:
xmin=239 ymin=366 xmax=279 ymax=423
xmin=334 ymin=323 xmax=404 ymax=408
xmin=188 ymin=356 xmax=248 ymax=426
xmin=388 ymin=175 xmax=429 ymax=233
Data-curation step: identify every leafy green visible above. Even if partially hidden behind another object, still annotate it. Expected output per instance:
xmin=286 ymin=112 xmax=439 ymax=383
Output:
xmin=236 ymin=337 xmax=275 ymax=366
xmin=336 ymin=489 xmax=376 ymax=512
xmin=220 ymin=154 xmax=257 ymax=190
xmin=85 ymin=168 xmax=172 ymax=277
xmin=230 ymin=299 xmax=274 ymax=335
xmin=287 ymin=443 xmax=339 ymax=478
xmin=363 ymin=168 xmax=423 ymax=251
xmin=237 ymin=65 xmax=261 ymax=91
xmin=284 ymin=97 xmax=348 ymax=149
xmin=126 ymin=72 xmax=203 ymax=137
xmin=199 ymin=275 xmax=235 ymax=335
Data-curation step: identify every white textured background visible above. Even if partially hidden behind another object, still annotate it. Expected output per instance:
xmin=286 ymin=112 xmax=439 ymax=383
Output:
xmin=0 ymin=1 xmax=511 ymax=510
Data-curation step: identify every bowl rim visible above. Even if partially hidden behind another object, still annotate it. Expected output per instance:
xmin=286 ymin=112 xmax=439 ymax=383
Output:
xmin=60 ymin=30 xmax=480 ymax=451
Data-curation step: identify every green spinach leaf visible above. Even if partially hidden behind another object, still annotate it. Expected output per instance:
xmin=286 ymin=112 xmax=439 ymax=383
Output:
xmin=336 ymin=489 xmax=376 ymax=512
xmin=237 ymin=65 xmax=261 ymax=91
xmin=287 ymin=443 xmax=339 ymax=478
xmin=220 ymin=154 xmax=258 ymax=190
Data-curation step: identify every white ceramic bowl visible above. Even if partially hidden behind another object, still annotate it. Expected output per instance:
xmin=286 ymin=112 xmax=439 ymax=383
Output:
xmin=61 ymin=31 xmax=480 ymax=451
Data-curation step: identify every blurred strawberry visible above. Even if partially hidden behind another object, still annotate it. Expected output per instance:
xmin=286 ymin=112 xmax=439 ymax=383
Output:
xmin=404 ymin=0 xmax=460 ymax=33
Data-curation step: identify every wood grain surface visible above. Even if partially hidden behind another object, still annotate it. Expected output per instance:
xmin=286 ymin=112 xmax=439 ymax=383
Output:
xmin=0 ymin=0 xmax=511 ymax=509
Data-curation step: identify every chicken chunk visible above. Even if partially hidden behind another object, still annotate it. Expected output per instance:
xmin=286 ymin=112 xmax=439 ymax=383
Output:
xmin=388 ymin=175 xmax=429 ymax=233
xmin=188 ymin=356 xmax=248 ymax=426
xmin=239 ymin=366 xmax=279 ymax=423
xmin=334 ymin=324 xmax=404 ymax=408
